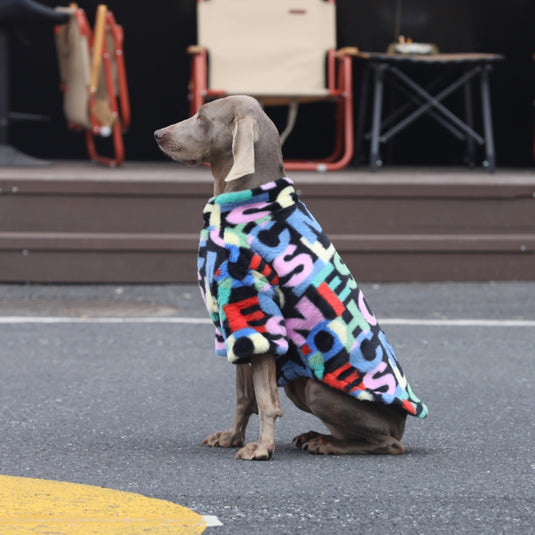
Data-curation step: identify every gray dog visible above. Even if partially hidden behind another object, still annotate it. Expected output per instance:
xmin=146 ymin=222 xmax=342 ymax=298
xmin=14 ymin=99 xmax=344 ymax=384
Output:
xmin=155 ymin=95 xmax=427 ymax=460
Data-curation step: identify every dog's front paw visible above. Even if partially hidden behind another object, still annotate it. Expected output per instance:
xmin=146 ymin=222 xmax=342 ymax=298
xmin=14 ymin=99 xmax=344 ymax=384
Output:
xmin=235 ymin=441 xmax=274 ymax=461
xmin=202 ymin=431 xmax=244 ymax=448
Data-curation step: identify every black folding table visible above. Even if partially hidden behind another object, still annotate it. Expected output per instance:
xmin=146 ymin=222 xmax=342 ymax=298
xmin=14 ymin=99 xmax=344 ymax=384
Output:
xmin=355 ymin=52 xmax=504 ymax=172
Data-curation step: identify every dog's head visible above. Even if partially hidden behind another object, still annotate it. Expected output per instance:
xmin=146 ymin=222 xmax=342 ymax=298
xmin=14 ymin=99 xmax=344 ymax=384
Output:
xmin=154 ymin=95 xmax=284 ymax=186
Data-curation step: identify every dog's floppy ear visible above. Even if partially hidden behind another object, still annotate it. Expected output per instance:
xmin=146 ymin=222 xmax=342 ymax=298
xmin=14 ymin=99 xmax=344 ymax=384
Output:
xmin=224 ymin=115 xmax=259 ymax=182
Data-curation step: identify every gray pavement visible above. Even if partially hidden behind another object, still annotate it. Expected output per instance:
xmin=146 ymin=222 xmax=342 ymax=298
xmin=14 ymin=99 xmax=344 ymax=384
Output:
xmin=0 ymin=282 xmax=534 ymax=534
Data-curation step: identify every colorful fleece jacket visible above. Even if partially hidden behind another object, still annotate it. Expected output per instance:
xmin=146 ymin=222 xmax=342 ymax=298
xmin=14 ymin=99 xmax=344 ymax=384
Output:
xmin=197 ymin=177 xmax=428 ymax=418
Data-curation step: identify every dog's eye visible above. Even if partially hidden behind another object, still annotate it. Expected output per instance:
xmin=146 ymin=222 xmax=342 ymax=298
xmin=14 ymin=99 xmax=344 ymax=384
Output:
xmin=197 ymin=113 xmax=205 ymax=121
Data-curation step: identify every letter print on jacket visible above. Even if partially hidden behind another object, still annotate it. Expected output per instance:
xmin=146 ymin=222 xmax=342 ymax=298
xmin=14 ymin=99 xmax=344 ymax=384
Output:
xmin=197 ymin=177 xmax=428 ymax=418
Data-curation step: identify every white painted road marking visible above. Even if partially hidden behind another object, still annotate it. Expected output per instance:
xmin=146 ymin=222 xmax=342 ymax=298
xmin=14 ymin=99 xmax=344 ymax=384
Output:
xmin=0 ymin=316 xmax=533 ymax=327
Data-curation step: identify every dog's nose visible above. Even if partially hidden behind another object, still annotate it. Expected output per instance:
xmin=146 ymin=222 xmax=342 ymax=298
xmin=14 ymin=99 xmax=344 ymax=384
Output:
xmin=154 ymin=129 xmax=166 ymax=142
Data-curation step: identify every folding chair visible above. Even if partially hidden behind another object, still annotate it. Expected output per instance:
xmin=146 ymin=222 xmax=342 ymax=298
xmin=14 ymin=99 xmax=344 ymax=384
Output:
xmin=54 ymin=3 xmax=130 ymax=166
xmin=188 ymin=0 xmax=358 ymax=171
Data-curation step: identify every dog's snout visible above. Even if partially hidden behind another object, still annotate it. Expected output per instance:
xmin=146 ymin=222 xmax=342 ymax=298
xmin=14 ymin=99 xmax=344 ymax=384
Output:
xmin=154 ymin=129 xmax=166 ymax=142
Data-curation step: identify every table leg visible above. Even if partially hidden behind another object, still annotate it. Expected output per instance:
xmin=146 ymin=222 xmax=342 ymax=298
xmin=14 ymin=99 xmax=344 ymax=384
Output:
xmin=369 ymin=64 xmax=385 ymax=172
xmin=0 ymin=30 xmax=9 ymax=145
xmin=354 ymin=66 xmax=370 ymax=165
xmin=480 ymin=65 xmax=496 ymax=173
xmin=463 ymin=72 xmax=475 ymax=167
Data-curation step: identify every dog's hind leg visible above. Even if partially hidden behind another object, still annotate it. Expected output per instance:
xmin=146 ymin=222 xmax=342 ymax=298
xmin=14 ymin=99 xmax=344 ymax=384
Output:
xmin=289 ymin=379 xmax=407 ymax=455
xmin=236 ymin=353 xmax=283 ymax=460
xmin=202 ymin=363 xmax=257 ymax=448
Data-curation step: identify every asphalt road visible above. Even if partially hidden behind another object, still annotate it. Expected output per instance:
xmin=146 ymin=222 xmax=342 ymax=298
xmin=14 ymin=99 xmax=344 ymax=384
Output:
xmin=0 ymin=282 xmax=533 ymax=534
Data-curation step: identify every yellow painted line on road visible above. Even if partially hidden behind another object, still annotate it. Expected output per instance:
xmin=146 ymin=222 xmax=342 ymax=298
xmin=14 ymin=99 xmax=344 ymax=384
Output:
xmin=0 ymin=475 xmax=210 ymax=534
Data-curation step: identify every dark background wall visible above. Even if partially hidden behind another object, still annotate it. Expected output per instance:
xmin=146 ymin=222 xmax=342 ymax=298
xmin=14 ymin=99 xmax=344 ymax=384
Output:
xmin=6 ymin=0 xmax=535 ymax=166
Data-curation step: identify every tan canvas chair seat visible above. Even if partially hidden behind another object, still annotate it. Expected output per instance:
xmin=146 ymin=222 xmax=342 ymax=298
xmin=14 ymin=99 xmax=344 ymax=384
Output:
xmin=199 ymin=0 xmax=335 ymax=97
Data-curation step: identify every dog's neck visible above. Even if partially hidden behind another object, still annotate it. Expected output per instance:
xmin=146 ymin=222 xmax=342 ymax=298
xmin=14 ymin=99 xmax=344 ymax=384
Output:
xmin=212 ymin=165 xmax=285 ymax=197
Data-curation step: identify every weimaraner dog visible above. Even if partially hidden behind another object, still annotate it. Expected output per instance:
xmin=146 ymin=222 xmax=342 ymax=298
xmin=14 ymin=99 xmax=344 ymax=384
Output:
xmin=154 ymin=95 xmax=427 ymax=460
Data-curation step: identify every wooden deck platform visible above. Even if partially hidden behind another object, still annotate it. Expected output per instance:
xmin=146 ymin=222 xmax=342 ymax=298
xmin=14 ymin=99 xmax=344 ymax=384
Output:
xmin=1 ymin=162 xmax=534 ymax=282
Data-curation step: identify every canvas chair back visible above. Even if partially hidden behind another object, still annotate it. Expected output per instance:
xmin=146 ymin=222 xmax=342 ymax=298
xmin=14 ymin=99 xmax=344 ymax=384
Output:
xmin=55 ymin=6 xmax=92 ymax=128
xmin=198 ymin=0 xmax=336 ymax=97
